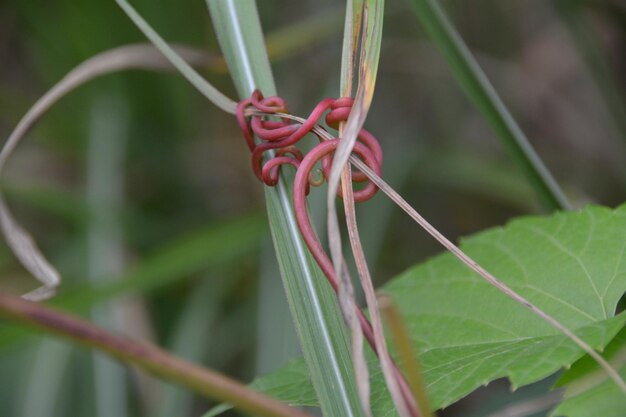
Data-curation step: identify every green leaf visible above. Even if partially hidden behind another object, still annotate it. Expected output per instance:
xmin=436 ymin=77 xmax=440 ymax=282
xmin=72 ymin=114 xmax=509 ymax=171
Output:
xmin=551 ymin=327 xmax=626 ymax=417
xmin=201 ymin=359 xmax=318 ymax=417
xmin=251 ymin=358 xmax=321 ymax=408
xmin=235 ymin=204 xmax=626 ymax=413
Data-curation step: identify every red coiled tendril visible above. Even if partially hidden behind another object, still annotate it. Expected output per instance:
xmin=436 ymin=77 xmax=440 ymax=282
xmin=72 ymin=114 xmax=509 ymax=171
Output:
xmin=237 ymin=90 xmax=418 ymax=417
xmin=237 ymin=90 xmax=382 ymax=199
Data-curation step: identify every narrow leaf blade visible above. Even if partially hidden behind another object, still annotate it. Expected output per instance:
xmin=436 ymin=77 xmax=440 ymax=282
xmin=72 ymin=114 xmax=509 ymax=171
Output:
xmin=407 ymin=0 xmax=570 ymax=211
xmin=206 ymin=2 xmax=365 ymax=417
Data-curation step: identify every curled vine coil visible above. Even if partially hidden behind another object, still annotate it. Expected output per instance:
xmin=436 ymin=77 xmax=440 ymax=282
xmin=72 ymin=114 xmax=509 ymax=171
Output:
xmin=237 ymin=90 xmax=382 ymax=198
xmin=237 ymin=90 xmax=419 ymax=417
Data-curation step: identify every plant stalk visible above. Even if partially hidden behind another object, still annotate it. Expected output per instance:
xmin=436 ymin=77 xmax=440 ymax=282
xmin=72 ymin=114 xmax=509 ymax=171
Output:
xmin=0 ymin=292 xmax=312 ymax=417
xmin=408 ymin=0 xmax=571 ymax=211
xmin=206 ymin=1 xmax=365 ymax=417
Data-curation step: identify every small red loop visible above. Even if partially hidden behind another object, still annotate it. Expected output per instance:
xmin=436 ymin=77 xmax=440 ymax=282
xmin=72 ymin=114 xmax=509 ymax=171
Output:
xmin=325 ymin=97 xmax=353 ymax=129
xmin=237 ymin=89 xmax=382 ymax=202
xmin=250 ymin=90 xmax=287 ymax=113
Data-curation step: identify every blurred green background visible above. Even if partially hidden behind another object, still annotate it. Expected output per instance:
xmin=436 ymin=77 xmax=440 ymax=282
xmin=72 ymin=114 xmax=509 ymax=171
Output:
xmin=1 ymin=1 xmax=625 ymax=416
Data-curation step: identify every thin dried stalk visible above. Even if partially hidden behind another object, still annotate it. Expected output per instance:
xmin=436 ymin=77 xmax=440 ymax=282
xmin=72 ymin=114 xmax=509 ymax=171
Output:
xmin=115 ymin=0 xmax=236 ymax=113
xmin=0 ymin=291 xmax=313 ymax=417
xmin=342 ymin=172 xmax=416 ymax=417
xmin=0 ymin=44 xmax=217 ymax=300
xmin=348 ymin=156 xmax=626 ymax=396
xmin=336 ymin=2 xmax=373 ymax=416
xmin=334 ymin=1 xmax=411 ymax=416
xmin=339 ymin=167 xmax=372 ymax=417
xmin=270 ymin=110 xmax=626 ymax=395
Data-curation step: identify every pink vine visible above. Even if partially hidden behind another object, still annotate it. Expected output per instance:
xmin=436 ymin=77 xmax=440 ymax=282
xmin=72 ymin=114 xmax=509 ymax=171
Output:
xmin=237 ymin=90 xmax=419 ymax=417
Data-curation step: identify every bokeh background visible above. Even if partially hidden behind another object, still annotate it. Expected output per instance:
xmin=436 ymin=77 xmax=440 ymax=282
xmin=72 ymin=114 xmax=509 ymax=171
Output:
xmin=1 ymin=1 xmax=625 ymax=416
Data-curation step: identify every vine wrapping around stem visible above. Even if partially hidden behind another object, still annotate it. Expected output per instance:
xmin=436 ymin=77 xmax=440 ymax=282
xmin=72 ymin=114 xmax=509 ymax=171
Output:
xmin=237 ymin=90 xmax=420 ymax=417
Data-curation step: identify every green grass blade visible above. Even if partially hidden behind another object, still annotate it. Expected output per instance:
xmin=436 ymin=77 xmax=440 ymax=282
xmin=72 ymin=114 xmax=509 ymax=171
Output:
xmin=333 ymin=1 xmax=389 ymax=416
xmin=114 ymin=0 xmax=236 ymax=114
xmin=206 ymin=2 xmax=364 ymax=417
xmin=255 ymin=242 xmax=300 ymax=375
xmin=407 ymin=0 xmax=571 ymax=212
xmin=206 ymin=1 xmax=276 ymax=96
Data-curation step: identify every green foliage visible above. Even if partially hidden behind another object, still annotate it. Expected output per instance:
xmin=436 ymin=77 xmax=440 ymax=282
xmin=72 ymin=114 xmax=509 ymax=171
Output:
xmin=0 ymin=214 xmax=266 ymax=350
xmin=3 ymin=1 xmax=626 ymax=416
xmin=552 ymin=328 xmax=626 ymax=417
xmin=234 ymin=204 xmax=626 ymax=414
xmin=407 ymin=0 xmax=570 ymax=211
